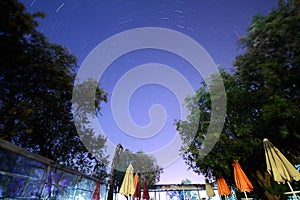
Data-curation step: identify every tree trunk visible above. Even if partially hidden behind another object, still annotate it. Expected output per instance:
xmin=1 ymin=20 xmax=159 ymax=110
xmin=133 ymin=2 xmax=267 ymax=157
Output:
xmin=256 ymin=170 xmax=280 ymax=200
xmin=107 ymin=144 xmax=123 ymax=200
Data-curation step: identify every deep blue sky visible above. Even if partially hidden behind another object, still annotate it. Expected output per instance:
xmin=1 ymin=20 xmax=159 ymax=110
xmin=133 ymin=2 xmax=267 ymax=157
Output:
xmin=22 ymin=0 xmax=278 ymax=184
xmin=25 ymin=0 xmax=278 ymax=68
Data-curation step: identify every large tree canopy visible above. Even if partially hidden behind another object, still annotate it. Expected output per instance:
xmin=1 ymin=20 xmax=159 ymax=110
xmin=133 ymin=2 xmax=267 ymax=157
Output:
xmin=113 ymin=149 xmax=163 ymax=190
xmin=177 ymin=1 xmax=300 ymax=199
xmin=0 ymin=0 xmax=109 ymax=180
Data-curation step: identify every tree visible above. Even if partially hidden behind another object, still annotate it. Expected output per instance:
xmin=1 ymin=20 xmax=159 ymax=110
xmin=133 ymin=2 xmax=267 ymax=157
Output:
xmin=0 ymin=0 xmax=109 ymax=180
xmin=114 ymin=149 xmax=163 ymax=191
xmin=177 ymin=69 xmax=242 ymax=180
xmin=133 ymin=150 xmax=163 ymax=187
xmin=177 ymin=1 xmax=300 ymax=199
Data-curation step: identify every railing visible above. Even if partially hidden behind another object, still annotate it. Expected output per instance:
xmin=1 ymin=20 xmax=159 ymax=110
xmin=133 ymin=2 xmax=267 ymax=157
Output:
xmin=0 ymin=139 xmax=99 ymax=200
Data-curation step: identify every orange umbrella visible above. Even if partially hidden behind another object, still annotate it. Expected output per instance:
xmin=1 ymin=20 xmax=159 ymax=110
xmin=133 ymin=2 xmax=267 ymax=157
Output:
xmin=217 ymin=176 xmax=231 ymax=197
xmin=232 ymin=160 xmax=253 ymax=200
xmin=92 ymin=181 xmax=100 ymax=200
xmin=142 ymin=180 xmax=149 ymax=200
xmin=134 ymin=173 xmax=139 ymax=190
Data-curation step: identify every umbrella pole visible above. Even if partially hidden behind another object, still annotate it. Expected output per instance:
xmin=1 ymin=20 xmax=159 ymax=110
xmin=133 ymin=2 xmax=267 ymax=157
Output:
xmin=197 ymin=188 xmax=201 ymax=200
xmin=287 ymin=182 xmax=298 ymax=200
xmin=244 ymin=191 xmax=248 ymax=200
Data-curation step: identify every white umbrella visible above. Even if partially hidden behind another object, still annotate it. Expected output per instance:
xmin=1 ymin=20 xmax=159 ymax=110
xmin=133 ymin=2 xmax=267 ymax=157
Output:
xmin=263 ymin=138 xmax=300 ymax=199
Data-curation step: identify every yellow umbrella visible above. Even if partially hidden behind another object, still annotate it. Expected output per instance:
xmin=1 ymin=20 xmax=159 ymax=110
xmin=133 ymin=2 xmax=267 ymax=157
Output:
xmin=119 ymin=164 xmax=135 ymax=197
xmin=205 ymin=180 xmax=215 ymax=198
xmin=263 ymin=138 xmax=300 ymax=199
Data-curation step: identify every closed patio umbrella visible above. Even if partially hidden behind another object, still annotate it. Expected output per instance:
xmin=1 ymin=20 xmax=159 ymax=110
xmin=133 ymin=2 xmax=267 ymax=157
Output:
xmin=217 ymin=176 xmax=231 ymax=197
xmin=133 ymin=180 xmax=141 ymax=199
xmin=92 ymin=181 xmax=100 ymax=200
xmin=119 ymin=164 xmax=135 ymax=197
xmin=142 ymin=180 xmax=149 ymax=200
xmin=263 ymin=138 xmax=300 ymax=199
xmin=205 ymin=180 xmax=215 ymax=198
xmin=134 ymin=173 xmax=139 ymax=190
xmin=133 ymin=173 xmax=141 ymax=199
xmin=232 ymin=160 xmax=253 ymax=200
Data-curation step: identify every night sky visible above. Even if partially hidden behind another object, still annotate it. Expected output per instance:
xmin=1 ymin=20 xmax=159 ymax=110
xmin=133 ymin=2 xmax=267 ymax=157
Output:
xmin=22 ymin=0 xmax=278 ymax=184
